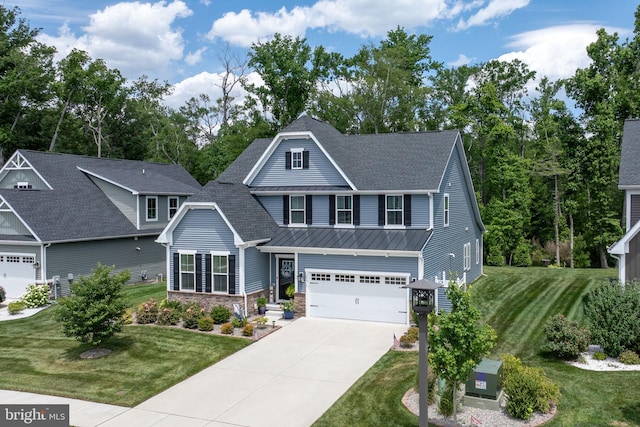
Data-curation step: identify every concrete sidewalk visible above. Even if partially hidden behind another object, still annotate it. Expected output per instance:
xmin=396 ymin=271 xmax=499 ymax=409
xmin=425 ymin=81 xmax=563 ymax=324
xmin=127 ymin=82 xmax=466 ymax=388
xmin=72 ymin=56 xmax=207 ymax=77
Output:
xmin=2 ymin=317 xmax=406 ymax=427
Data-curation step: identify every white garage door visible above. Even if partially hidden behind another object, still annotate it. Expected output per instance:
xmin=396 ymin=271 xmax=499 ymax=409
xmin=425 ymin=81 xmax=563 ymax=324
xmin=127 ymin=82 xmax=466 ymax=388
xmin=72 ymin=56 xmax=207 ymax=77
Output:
xmin=0 ymin=253 xmax=36 ymax=298
xmin=306 ymin=271 xmax=409 ymax=324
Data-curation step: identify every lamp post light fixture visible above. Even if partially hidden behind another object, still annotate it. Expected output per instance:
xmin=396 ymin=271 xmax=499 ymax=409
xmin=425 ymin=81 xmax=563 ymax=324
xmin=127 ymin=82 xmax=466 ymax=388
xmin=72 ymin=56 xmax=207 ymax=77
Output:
xmin=403 ymin=279 xmax=441 ymax=427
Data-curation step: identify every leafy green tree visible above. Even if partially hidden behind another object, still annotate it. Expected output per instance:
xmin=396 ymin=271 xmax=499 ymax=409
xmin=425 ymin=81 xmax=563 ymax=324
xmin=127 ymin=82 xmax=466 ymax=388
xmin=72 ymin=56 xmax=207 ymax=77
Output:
xmin=54 ymin=264 xmax=130 ymax=347
xmin=429 ymin=281 xmax=496 ymax=423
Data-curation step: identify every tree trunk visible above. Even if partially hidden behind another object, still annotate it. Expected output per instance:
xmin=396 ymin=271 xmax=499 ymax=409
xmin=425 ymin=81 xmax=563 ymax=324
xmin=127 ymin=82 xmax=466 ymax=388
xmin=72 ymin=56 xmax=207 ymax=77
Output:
xmin=50 ymin=95 xmax=72 ymax=151
xmin=554 ymin=174 xmax=561 ymax=267
xmin=569 ymin=213 xmax=575 ymax=268
xmin=452 ymin=380 xmax=458 ymax=424
xmin=599 ymin=247 xmax=609 ymax=269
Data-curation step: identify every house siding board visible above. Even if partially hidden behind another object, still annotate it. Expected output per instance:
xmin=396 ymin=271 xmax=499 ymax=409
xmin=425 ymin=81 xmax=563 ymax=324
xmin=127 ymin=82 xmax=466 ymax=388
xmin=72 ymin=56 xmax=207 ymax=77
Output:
xmin=46 ymin=236 xmax=164 ymax=296
xmin=139 ymin=195 xmax=173 ymax=230
xmin=169 ymin=209 xmax=239 ymax=292
xmin=411 ymin=194 xmax=430 ymax=228
xmin=90 ymin=178 xmax=137 ymax=225
xmin=631 ymin=194 xmax=640 ymax=228
xmin=298 ymin=253 xmax=418 ymax=279
xmin=0 ymin=212 xmax=31 ymax=235
xmin=360 ymin=195 xmax=380 ymax=227
xmin=244 ymin=246 xmax=270 ymax=294
xmin=626 ymin=232 xmax=640 ymax=281
xmin=257 ymin=196 xmax=286 ymax=226
xmin=0 ymin=169 xmax=46 ymax=189
xmin=251 ymin=138 xmax=348 ymax=187
xmin=424 ymin=146 xmax=483 ymax=283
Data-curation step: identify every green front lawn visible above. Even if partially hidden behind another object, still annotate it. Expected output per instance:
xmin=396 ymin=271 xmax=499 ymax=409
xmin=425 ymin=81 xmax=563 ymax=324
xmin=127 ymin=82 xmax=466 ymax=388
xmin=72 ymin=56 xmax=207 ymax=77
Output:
xmin=315 ymin=267 xmax=640 ymax=427
xmin=0 ymin=283 xmax=251 ymax=406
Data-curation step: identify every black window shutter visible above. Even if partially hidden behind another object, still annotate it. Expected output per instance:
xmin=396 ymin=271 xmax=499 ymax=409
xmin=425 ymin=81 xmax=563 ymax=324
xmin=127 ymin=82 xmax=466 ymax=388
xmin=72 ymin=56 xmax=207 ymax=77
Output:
xmin=378 ymin=195 xmax=385 ymax=226
xmin=285 ymin=152 xmax=291 ymax=169
xmin=404 ymin=194 xmax=412 ymax=226
xmin=195 ymin=253 xmax=203 ymax=292
xmin=329 ymin=195 xmax=335 ymax=225
xmin=353 ymin=195 xmax=360 ymax=225
xmin=283 ymin=195 xmax=289 ymax=224
xmin=306 ymin=195 xmax=313 ymax=225
xmin=303 ymin=150 xmax=310 ymax=169
xmin=205 ymin=254 xmax=212 ymax=293
xmin=172 ymin=252 xmax=180 ymax=291
xmin=228 ymin=255 xmax=236 ymax=294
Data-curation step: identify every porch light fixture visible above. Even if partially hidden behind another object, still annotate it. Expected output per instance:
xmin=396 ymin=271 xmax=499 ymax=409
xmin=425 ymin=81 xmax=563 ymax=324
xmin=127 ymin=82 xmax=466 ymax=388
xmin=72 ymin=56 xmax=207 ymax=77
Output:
xmin=298 ymin=272 xmax=305 ymax=283
xmin=32 ymin=261 xmax=40 ymax=269
xmin=403 ymin=279 xmax=442 ymax=427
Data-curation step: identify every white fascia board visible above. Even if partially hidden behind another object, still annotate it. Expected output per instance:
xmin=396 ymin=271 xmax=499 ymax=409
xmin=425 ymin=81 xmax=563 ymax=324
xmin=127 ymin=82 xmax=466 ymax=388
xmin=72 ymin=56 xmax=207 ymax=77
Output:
xmin=1 ymin=151 xmax=53 ymax=190
xmin=351 ymin=190 xmax=437 ymax=195
xmin=608 ymin=219 xmax=640 ymax=255
xmin=77 ymin=167 xmax=138 ymax=194
xmin=257 ymin=245 xmax=420 ymax=258
xmin=0 ymin=195 xmax=41 ymax=242
xmin=242 ymin=131 xmax=358 ymax=190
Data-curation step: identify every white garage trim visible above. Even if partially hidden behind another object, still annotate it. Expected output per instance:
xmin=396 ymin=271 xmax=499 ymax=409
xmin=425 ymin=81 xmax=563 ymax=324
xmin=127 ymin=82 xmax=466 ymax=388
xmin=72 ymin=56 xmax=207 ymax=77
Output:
xmin=305 ymin=268 xmax=410 ymax=324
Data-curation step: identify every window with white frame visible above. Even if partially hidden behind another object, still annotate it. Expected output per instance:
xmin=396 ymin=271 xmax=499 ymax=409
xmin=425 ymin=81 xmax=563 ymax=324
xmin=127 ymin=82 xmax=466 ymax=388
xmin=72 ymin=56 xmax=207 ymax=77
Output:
xmin=179 ymin=253 xmax=195 ymax=291
xmin=168 ymin=197 xmax=179 ymax=219
xmin=291 ymin=148 xmax=303 ymax=169
xmin=476 ymin=239 xmax=480 ymax=265
xmin=212 ymin=253 xmax=228 ymax=293
xmin=443 ymin=193 xmax=450 ymax=227
xmin=290 ymin=195 xmax=305 ymax=224
xmin=464 ymin=243 xmax=471 ymax=271
xmin=385 ymin=276 xmax=408 ymax=285
xmin=146 ymin=196 xmax=158 ymax=221
xmin=336 ymin=195 xmax=352 ymax=225
xmin=386 ymin=195 xmax=404 ymax=225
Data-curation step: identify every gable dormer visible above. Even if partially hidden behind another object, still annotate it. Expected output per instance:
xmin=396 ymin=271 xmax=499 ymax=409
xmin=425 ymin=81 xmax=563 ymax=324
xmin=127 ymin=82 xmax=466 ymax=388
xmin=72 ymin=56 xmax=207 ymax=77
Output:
xmin=0 ymin=151 xmax=51 ymax=190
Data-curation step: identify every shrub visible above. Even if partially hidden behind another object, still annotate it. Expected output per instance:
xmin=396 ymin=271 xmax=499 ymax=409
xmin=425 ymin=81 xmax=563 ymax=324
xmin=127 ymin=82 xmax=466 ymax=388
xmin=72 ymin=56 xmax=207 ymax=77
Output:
xmin=54 ymin=264 xmax=129 ymax=346
xmin=255 ymin=317 xmax=268 ymax=329
xmin=135 ymin=298 xmax=159 ymax=324
xmin=583 ymin=281 xmax=640 ymax=357
xmin=122 ymin=308 xmax=133 ymax=325
xmin=182 ymin=302 xmax=204 ymax=329
xmin=0 ymin=286 xmax=5 ymax=303
xmin=8 ymin=300 xmax=25 ymax=315
xmin=242 ymin=324 xmax=254 ymax=337
xmin=197 ymin=316 xmax=214 ymax=331
xmin=210 ymin=305 xmax=231 ymax=324
xmin=232 ymin=316 xmax=247 ymax=328
xmin=438 ymin=381 xmax=455 ymax=416
xmin=158 ymin=299 xmax=182 ymax=312
xmin=399 ymin=334 xmax=416 ymax=348
xmin=512 ymin=239 xmax=532 ymax=267
xmin=156 ymin=307 xmax=180 ymax=326
xmin=593 ymin=351 xmax=607 ymax=361
xmin=619 ymin=350 xmax=640 ymax=365
xmin=406 ymin=326 xmax=419 ymax=342
xmin=502 ymin=354 xmax=560 ymax=420
xmin=21 ymin=284 xmax=49 ymax=308
xmin=542 ymin=313 xmax=590 ymax=360
xmin=220 ymin=322 xmax=234 ymax=334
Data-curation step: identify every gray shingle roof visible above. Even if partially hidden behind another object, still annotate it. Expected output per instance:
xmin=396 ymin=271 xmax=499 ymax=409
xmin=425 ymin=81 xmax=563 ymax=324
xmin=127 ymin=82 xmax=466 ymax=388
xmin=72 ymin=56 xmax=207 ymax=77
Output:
xmin=221 ymin=115 xmax=458 ymax=191
xmin=263 ymin=227 xmax=431 ymax=252
xmin=188 ymin=181 xmax=279 ymax=242
xmin=619 ymin=118 xmax=640 ymax=187
xmin=0 ymin=150 xmax=201 ymax=242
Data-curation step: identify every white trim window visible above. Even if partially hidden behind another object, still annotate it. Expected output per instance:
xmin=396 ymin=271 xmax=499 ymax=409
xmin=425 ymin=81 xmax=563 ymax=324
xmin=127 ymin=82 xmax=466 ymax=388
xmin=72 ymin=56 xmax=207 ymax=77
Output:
xmin=146 ymin=196 xmax=158 ymax=221
xmin=291 ymin=148 xmax=304 ymax=169
xmin=290 ymin=195 xmax=305 ymax=224
xmin=443 ymin=193 xmax=450 ymax=227
xmin=179 ymin=252 xmax=195 ymax=291
xmin=386 ymin=195 xmax=404 ymax=225
xmin=212 ymin=253 xmax=228 ymax=293
xmin=336 ymin=195 xmax=352 ymax=225
xmin=464 ymin=243 xmax=471 ymax=271
xmin=476 ymin=239 xmax=480 ymax=265
xmin=168 ymin=196 xmax=179 ymax=219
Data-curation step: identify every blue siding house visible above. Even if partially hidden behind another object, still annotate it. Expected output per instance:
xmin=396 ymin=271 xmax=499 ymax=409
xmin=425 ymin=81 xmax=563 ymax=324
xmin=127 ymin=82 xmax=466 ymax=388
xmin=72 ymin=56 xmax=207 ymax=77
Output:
xmin=158 ymin=116 xmax=485 ymax=324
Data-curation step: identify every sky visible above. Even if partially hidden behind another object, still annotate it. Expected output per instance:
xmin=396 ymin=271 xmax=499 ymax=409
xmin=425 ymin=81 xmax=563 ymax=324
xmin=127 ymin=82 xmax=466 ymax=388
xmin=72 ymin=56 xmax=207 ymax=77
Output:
xmin=16 ymin=0 xmax=639 ymax=110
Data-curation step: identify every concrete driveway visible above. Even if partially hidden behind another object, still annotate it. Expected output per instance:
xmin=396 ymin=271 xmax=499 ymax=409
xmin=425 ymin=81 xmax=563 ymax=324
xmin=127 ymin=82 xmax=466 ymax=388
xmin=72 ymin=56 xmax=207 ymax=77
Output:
xmin=98 ymin=317 xmax=407 ymax=427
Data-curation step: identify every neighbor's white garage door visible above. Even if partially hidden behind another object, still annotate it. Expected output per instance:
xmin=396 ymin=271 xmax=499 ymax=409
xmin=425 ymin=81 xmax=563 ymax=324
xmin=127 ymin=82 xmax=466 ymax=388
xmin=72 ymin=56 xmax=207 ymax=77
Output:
xmin=306 ymin=271 xmax=409 ymax=324
xmin=0 ymin=253 xmax=36 ymax=298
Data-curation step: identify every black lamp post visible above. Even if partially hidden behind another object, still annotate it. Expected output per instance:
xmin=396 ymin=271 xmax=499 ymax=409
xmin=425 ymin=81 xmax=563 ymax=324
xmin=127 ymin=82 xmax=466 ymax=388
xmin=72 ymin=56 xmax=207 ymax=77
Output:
xmin=403 ymin=279 xmax=441 ymax=427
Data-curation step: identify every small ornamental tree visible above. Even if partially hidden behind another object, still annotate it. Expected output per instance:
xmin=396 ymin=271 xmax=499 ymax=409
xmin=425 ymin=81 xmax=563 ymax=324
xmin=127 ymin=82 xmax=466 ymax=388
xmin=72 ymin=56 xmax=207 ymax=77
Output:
xmin=54 ymin=264 xmax=130 ymax=347
xmin=429 ymin=281 xmax=497 ymax=423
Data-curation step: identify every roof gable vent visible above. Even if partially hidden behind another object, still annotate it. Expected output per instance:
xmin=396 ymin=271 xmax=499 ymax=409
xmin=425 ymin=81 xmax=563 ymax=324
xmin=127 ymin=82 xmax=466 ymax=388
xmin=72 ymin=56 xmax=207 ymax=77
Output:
xmin=14 ymin=181 xmax=32 ymax=190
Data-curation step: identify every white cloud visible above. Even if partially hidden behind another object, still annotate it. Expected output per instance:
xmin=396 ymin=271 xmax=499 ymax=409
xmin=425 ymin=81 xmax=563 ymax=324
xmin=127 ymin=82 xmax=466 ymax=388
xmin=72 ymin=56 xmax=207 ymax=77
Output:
xmin=449 ymin=53 xmax=474 ymax=67
xmin=207 ymin=0 xmax=450 ymax=47
xmin=37 ymin=1 xmax=193 ymax=79
xmin=498 ymin=23 xmax=629 ymax=82
xmin=185 ymin=47 xmax=207 ymax=66
xmin=455 ymin=0 xmax=529 ymax=31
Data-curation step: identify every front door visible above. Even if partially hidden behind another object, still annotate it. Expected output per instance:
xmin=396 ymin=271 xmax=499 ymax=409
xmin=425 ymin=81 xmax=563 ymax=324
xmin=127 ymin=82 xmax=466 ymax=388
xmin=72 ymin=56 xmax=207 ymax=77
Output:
xmin=278 ymin=258 xmax=294 ymax=300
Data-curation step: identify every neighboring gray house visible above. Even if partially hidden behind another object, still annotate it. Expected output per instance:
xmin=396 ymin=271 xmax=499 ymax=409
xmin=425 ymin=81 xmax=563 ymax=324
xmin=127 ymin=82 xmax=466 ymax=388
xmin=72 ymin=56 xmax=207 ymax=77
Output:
xmin=157 ymin=116 xmax=485 ymax=324
xmin=609 ymin=118 xmax=640 ymax=282
xmin=0 ymin=149 xmax=201 ymax=298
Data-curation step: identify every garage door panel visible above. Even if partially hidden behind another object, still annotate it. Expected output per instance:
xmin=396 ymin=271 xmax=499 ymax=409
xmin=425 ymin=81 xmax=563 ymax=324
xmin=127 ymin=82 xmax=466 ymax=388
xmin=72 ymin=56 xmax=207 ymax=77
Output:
xmin=0 ymin=253 xmax=36 ymax=298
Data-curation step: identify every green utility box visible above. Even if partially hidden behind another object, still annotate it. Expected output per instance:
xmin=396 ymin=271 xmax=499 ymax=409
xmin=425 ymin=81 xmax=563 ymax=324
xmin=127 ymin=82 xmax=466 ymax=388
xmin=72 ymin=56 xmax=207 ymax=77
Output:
xmin=465 ymin=358 xmax=503 ymax=400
